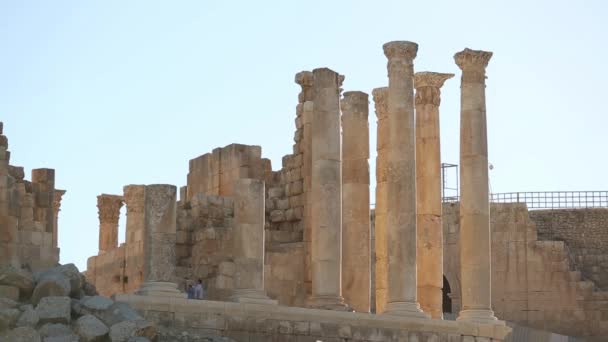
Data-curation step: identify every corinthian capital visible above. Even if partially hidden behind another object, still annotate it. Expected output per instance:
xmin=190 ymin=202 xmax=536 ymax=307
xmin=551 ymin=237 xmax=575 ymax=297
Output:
xmin=383 ymin=41 xmax=418 ymax=62
xmin=454 ymin=48 xmax=493 ymax=70
xmin=295 ymin=71 xmax=313 ymax=88
xmin=97 ymin=194 xmax=124 ymax=223
xmin=415 ymin=72 xmax=454 ymax=89
xmin=123 ymin=185 xmax=145 ymax=213
xmin=53 ymin=190 xmax=66 ymax=212
xmin=372 ymin=87 xmax=388 ymax=119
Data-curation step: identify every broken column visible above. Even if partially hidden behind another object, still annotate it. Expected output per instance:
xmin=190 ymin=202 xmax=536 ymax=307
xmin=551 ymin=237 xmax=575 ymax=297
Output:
xmin=308 ymin=67 xmax=348 ymax=310
xmin=31 ymin=168 xmax=55 ymax=234
xmin=341 ymin=91 xmax=371 ymax=312
xmin=136 ymin=184 xmax=184 ymax=297
xmin=382 ymin=41 xmax=426 ymax=317
xmin=373 ymin=87 xmax=389 ymax=313
xmin=415 ymin=71 xmax=454 ymax=319
xmin=454 ymin=48 xmax=499 ymax=323
xmin=230 ymin=178 xmax=277 ymax=304
xmin=52 ymin=190 xmax=66 ymax=248
xmin=97 ymin=194 xmax=124 ymax=253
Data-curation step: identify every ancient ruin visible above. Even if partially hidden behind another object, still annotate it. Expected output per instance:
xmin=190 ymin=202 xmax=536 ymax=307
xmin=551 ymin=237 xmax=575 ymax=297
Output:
xmin=2 ymin=40 xmax=608 ymax=341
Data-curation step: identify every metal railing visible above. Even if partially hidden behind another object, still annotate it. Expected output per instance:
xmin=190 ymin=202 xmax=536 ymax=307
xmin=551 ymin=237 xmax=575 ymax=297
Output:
xmin=442 ymin=191 xmax=608 ymax=210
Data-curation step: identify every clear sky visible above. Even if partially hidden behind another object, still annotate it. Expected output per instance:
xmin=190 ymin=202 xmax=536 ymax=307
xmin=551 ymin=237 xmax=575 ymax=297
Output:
xmin=1 ymin=1 xmax=607 ymax=270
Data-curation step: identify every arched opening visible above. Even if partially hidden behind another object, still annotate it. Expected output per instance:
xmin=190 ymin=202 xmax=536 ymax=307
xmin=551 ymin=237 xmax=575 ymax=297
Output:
xmin=442 ymin=275 xmax=452 ymax=313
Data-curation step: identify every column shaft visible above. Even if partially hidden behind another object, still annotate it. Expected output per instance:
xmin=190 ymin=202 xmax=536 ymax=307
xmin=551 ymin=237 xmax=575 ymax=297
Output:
xmin=52 ymin=190 xmax=66 ymax=249
xmin=341 ymin=91 xmax=370 ymax=312
xmin=454 ymin=48 xmax=499 ymax=324
xmin=309 ymin=67 xmax=347 ymax=310
xmin=231 ymin=178 xmax=276 ymax=304
xmin=97 ymin=194 xmax=124 ymax=253
xmin=415 ymin=72 xmax=453 ymax=319
xmin=372 ymin=87 xmax=389 ymax=313
xmin=124 ymin=185 xmax=146 ymax=292
xmin=382 ymin=41 xmax=426 ymax=317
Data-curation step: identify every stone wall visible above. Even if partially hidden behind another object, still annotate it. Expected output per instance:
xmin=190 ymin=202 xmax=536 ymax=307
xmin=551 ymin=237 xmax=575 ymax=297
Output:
xmin=529 ymin=208 xmax=608 ymax=290
xmin=0 ymin=122 xmax=64 ymax=271
xmin=116 ymin=294 xmax=511 ymax=342
xmin=442 ymin=203 xmax=608 ymax=339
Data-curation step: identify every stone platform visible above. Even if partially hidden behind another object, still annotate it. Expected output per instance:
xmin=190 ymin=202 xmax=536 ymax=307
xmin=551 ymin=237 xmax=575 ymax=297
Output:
xmin=115 ymin=294 xmax=511 ymax=341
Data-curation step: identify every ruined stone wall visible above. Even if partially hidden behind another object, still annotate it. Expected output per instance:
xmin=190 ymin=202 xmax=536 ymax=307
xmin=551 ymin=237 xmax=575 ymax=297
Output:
xmin=442 ymin=203 xmax=608 ymax=339
xmin=0 ymin=122 xmax=63 ymax=271
xmin=529 ymin=208 xmax=608 ymax=290
xmin=86 ymin=244 xmax=126 ymax=297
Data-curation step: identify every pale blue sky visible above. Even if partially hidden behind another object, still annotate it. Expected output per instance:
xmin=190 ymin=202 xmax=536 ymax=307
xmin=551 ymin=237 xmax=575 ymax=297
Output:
xmin=1 ymin=1 xmax=607 ymax=270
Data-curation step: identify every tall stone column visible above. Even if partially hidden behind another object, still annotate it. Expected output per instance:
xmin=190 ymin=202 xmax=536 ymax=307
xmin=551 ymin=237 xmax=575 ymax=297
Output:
xmin=31 ymin=168 xmax=55 ymax=234
xmin=230 ymin=178 xmax=277 ymax=304
xmin=97 ymin=194 xmax=124 ymax=253
xmin=136 ymin=184 xmax=184 ymax=297
xmin=0 ymin=128 xmax=17 ymax=266
xmin=454 ymin=48 xmax=499 ymax=324
xmin=124 ymin=185 xmax=145 ymax=292
xmin=372 ymin=87 xmax=389 ymax=313
xmin=308 ymin=67 xmax=348 ymax=310
xmin=341 ymin=91 xmax=371 ymax=313
xmin=414 ymin=72 xmax=454 ymax=319
xmin=382 ymin=41 xmax=426 ymax=317
xmin=52 ymin=190 xmax=66 ymax=249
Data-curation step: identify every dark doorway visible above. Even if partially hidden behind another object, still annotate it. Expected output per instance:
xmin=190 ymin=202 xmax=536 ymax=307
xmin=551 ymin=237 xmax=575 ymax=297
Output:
xmin=442 ymin=276 xmax=452 ymax=313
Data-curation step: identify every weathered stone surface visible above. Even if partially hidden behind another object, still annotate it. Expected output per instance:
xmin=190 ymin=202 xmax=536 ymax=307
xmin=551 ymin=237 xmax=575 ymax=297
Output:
xmin=0 ymin=308 xmax=19 ymax=331
xmin=38 ymin=323 xmax=72 ymax=338
xmin=82 ymin=295 xmax=113 ymax=311
xmin=109 ymin=320 xmax=155 ymax=342
xmin=34 ymin=264 xmax=81 ymax=297
xmin=44 ymin=335 xmax=80 ymax=342
xmin=31 ymin=274 xmax=71 ymax=305
xmin=127 ymin=337 xmax=151 ymax=342
xmin=0 ymin=285 xmax=18 ymax=301
xmin=97 ymin=302 xmax=144 ymax=326
xmin=36 ymin=296 xmax=71 ymax=324
xmin=0 ymin=326 xmax=40 ymax=342
xmin=0 ymin=299 xmax=17 ymax=310
xmin=15 ymin=304 xmax=38 ymax=327
xmin=0 ymin=265 xmax=34 ymax=295
xmin=75 ymin=314 xmax=109 ymax=342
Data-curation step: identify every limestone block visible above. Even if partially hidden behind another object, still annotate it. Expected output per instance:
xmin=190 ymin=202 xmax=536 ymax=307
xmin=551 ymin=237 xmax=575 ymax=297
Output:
xmin=0 ymin=265 xmax=33 ymax=295
xmin=31 ymin=274 xmax=70 ymax=305
xmin=219 ymin=262 xmax=236 ymax=277
xmin=0 ymin=308 xmax=19 ymax=331
xmin=35 ymin=264 xmax=81 ymax=297
xmin=96 ymin=302 xmax=144 ymax=326
xmin=276 ymin=199 xmax=290 ymax=210
xmin=44 ymin=335 xmax=80 ymax=342
xmin=0 ymin=326 xmax=40 ymax=342
xmin=36 ymin=296 xmax=71 ymax=324
xmin=39 ymin=323 xmax=73 ymax=339
xmin=270 ymin=210 xmax=285 ymax=223
xmin=74 ymin=314 xmax=109 ymax=342
xmin=0 ymin=286 xmax=18 ymax=301
xmin=109 ymin=320 xmax=156 ymax=342
xmin=15 ymin=305 xmax=38 ymax=328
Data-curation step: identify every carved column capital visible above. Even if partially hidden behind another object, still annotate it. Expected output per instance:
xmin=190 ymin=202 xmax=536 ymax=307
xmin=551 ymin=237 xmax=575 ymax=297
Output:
xmin=383 ymin=41 xmax=418 ymax=76
xmin=295 ymin=71 xmax=314 ymax=103
xmin=341 ymin=91 xmax=369 ymax=120
xmin=123 ymin=185 xmax=145 ymax=213
xmin=454 ymin=49 xmax=493 ymax=83
xmin=97 ymin=194 xmax=124 ymax=224
xmin=53 ymin=190 xmax=66 ymax=213
xmin=372 ymin=87 xmax=388 ymax=120
xmin=415 ymin=72 xmax=454 ymax=106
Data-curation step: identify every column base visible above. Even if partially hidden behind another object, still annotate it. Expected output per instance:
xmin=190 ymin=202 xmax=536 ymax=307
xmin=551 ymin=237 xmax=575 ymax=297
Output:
xmin=457 ymin=309 xmax=504 ymax=325
xmin=136 ymin=282 xmax=186 ymax=298
xmin=229 ymin=289 xmax=278 ymax=305
xmin=307 ymin=295 xmax=352 ymax=311
xmin=383 ymin=301 xmax=430 ymax=319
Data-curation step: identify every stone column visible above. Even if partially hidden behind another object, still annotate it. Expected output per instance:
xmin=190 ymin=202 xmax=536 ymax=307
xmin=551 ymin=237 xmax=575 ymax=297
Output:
xmin=372 ymin=87 xmax=389 ymax=313
xmin=52 ymin=190 xmax=66 ymax=249
xmin=454 ymin=48 xmax=499 ymax=324
xmin=136 ymin=184 xmax=184 ymax=297
xmin=414 ymin=72 xmax=454 ymax=319
xmin=124 ymin=185 xmax=145 ymax=292
xmin=97 ymin=194 xmax=124 ymax=253
xmin=341 ymin=91 xmax=371 ymax=312
xmin=0 ymin=127 xmax=17 ymax=266
xmin=31 ymin=168 xmax=55 ymax=234
xmin=308 ymin=67 xmax=348 ymax=310
xmin=230 ymin=178 xmax=277 ymax=304
xmin=382 ymin=41 xmax=426 ymax=317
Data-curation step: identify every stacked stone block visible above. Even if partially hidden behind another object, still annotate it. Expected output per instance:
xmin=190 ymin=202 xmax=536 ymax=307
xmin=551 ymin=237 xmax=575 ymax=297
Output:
xmin=0 ymin=122 xmax=63 ymax=270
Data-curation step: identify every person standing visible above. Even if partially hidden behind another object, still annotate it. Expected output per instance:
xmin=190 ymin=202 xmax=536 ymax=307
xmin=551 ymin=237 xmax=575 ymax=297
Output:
xmin=194 ymin=279 xmax=204 ymax=300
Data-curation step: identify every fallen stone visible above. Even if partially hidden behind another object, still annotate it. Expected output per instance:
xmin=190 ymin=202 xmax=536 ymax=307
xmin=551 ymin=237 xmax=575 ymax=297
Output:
xmin=0 ymin=308 xmax=20 ymax=332
xmin=36 ymin=296 xmax=71 ymax=324
xmin=0 ymin=285 xmax=18 ymax=301
xmin=82 ymin=281 xmax=98 ymax=296
xmin=0 ymin=298 xmax=17 ymax=310
xmin=15 ymin=305 xmax=38 ymax=327
xmin=44 ymin=334 xmax=80 ymax=342
xmin=38 ymin=323 xmax=72 ymax=338
xmin=74 ymin=314 xmax=109 ymax=342
xmin=109 ymin=320 xmax=156 ymax=342
xmin=0 ymin=265 xmax=33 ymax=297
xmin=31 ymin=274 xmax=71 ymax=305
xmin=0 ymin=326 xmax=40 ymax=342
xmin=82 ymin=295 xmax=113 ymax=311
xmin=98 ymin=302 xmax=143 ymax=326
xmin=127 ymin=337 xmax=151 ymax=342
